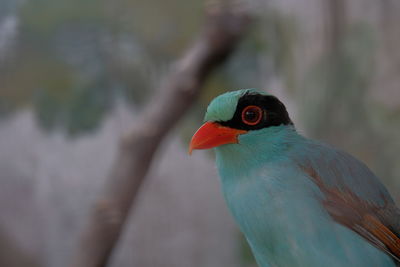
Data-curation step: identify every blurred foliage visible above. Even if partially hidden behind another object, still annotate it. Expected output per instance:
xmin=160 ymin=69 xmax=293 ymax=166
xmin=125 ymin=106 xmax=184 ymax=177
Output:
xmin=34 ymin=86 xmax=111 ymax=136
xmin=0 ymin=0 xmax=203 ymax=135
xmin=20 ymin=0 xmax=107 ymax=35
xmin=1 ymin=1 xmax=300 ymax=139
xmin=300 ymin=23 xmax=376 ymax=137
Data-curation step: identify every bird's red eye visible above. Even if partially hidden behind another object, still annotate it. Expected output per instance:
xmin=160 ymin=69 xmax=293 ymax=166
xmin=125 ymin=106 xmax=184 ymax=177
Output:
xmin=241 ymin=105 xmax=263 ymax=126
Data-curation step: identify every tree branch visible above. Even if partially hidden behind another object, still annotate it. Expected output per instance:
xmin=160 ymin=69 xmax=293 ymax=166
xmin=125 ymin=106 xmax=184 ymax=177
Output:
xmin=70 ymin=5 xmax=251 ymax=267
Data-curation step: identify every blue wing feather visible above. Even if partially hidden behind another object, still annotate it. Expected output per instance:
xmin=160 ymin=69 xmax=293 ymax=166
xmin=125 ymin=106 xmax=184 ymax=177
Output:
xmin=294 ymin=141 xmax=393 ymax=206
xmin=294 ymin=140 xmax=400 ymax=262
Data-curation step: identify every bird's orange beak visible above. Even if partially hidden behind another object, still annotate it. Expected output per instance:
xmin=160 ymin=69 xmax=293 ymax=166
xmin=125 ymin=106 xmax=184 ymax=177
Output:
xmin=189 ymin=122 xmax=247 ymax=154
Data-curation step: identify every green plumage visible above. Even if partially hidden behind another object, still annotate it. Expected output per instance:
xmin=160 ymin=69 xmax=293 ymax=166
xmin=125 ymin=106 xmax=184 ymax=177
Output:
xmin=203 ymin=89 xmax=399 ymax=266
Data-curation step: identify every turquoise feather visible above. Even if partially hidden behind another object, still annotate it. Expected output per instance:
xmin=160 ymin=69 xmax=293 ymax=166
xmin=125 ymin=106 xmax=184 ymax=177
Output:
xmin=205 ymin=89 xmax=397 ymax=266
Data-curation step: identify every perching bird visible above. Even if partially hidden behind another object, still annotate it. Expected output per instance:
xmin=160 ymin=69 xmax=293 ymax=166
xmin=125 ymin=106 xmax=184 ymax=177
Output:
xmin=189 ymin=89 xmax=400 ymax=266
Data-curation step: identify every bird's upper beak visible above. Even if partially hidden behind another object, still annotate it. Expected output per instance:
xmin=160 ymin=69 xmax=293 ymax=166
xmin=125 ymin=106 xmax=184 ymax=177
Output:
xmin=189 ymin=122 xmax=247 ymax=154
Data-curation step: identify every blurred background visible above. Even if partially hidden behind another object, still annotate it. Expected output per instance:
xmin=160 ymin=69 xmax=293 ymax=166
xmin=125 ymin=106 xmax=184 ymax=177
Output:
xmin=0 ymin=0 xmax=399 ymax=266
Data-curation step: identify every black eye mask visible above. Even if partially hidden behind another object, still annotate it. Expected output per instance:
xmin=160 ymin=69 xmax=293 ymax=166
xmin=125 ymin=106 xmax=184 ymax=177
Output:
xmin=218 ymin=92 xmax=293 ymax=131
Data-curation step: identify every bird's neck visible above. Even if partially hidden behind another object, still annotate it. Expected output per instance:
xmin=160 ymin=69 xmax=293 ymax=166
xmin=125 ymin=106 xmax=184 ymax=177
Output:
xmin=215 ymin=125 xmax=300 ymax=178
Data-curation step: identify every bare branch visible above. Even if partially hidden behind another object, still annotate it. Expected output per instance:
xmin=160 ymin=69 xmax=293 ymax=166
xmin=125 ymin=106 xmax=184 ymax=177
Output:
xmin=70 ymin=5 xmax=251 ymax=267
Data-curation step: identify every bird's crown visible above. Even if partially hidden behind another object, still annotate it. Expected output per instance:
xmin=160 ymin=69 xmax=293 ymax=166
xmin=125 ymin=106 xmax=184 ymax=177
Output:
xmin=205 ymin=89 xmax=261 ymax=122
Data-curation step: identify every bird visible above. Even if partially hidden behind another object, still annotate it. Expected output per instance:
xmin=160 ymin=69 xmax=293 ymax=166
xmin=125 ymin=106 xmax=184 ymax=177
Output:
xmin=189 ymin=89 xmax=400 ymax=266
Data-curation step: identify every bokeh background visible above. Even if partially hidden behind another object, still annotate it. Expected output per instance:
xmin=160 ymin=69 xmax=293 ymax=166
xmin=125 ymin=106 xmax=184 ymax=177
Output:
xmin=0 ymin=0 xmax=399 ymax=266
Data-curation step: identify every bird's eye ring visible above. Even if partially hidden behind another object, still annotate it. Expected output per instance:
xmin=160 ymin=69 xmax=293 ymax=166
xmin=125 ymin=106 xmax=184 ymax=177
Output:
xmin=241 ymin=105 xmax=263 ymax=126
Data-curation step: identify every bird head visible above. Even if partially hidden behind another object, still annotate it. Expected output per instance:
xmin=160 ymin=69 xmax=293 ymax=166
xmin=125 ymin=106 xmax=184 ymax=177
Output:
xmin=189 ymin=89 xmax=293 ymax=154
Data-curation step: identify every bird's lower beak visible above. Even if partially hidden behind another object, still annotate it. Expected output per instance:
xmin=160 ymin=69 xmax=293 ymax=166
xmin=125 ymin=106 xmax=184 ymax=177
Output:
xmin=189 ymin=122 xmax=247 ymax=154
